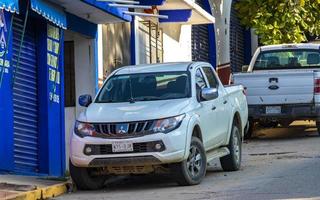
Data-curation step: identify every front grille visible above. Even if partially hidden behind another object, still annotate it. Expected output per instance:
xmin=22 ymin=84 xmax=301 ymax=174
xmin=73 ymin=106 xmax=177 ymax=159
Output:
xmin=93 ymin=120 xmax=155 ymax=138
xmin=84 ymin=141 xmax=165 ymax=155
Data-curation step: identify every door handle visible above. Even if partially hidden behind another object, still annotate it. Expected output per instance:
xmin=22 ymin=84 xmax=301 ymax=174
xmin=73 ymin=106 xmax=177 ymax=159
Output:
xmin=223 ymin=100 xmax=228 ymax=104
xmin=212 ymin=106 xmax=216 ymax=111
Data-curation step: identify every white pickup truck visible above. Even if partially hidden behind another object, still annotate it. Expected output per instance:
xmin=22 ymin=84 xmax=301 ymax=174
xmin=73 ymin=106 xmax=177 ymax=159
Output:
xmin=233 ymin=44 xmax=320 ymax=138
xmin=69 ymin=62 xmax=248 ymax=190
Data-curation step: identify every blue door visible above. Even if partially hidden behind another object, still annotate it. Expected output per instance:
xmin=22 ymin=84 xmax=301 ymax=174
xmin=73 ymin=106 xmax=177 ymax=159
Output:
xmin=12 ymin=16 xmax=39 ymax=173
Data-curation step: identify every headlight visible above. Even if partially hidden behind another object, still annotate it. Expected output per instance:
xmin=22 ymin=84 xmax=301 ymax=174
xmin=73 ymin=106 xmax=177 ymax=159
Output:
xmin=74 ymin=121 xmax=97 ymax=137
xmin=152 ymin=114 xmax=185 ymax=134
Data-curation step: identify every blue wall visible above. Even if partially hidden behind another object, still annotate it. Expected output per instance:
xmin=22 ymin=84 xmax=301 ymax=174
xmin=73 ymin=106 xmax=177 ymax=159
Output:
xmin=203 ymin=0 xmax=217 ymax=68
xmin=0 ymin=10 xmax=65 ymax=177
xmin=0 ymin=11 xmax=14 ymax=172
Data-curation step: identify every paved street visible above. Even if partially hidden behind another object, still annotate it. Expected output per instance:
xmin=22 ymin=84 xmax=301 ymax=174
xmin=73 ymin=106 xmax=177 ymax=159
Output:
xmin=57 ymin=121 xmax=320 ymax=200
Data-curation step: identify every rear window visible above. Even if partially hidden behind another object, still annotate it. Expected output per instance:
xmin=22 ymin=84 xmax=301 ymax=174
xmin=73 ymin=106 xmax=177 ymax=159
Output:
xmin=254 ymin=49 xmax=320 ymax=70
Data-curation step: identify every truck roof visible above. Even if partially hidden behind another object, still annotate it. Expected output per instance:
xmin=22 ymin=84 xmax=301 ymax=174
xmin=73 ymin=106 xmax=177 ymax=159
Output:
xmin=115 ymin=62 xmax=207 ymax=75
xmin=260 ymin=43 xmax=320 ymax=52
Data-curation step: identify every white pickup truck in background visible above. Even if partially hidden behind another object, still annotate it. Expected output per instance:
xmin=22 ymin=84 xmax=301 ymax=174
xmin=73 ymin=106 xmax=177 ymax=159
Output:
xmin=233 ymin=44 xmax=320 ymax=138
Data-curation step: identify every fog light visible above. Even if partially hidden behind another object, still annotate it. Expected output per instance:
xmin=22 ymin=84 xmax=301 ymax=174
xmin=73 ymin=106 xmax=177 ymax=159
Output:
xmin=85 ymin=146 xmax=92 ymax=154
xmin=155 ymin=143 xmax=162 ymax=150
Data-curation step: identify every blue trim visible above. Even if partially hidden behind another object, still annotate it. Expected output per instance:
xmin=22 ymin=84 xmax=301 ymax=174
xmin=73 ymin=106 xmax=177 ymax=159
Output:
xmin=159 ymin=9 xmax=192 ymax=23
xmin=130 ymin=17 xmax=136 ymax=65
xmin=30 ymin=0 xmax=67 ymax=29
xmin=244 ymin=29 xmax=252 ymax=65
xmin=66 ymin=13 xmax=97 ymax=38
xmin=0 ymin=0 xmax=19 ymax=13
xmin=203 ymin=0 xmax=216 ymax=67
xmin=139 ymin=0 xmax=166 ymax=6
xmin=80 ymin=0 xmax=131 ymax=22
xmin=95 ymin=30 xmax=99 ymax=93
xmin=59 ymin=31 xmax=66 ymax=175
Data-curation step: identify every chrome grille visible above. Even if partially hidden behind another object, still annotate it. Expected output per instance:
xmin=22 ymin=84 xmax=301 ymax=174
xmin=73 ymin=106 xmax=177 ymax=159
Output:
xmin=93 ymin=120 xmax=155 ymax=138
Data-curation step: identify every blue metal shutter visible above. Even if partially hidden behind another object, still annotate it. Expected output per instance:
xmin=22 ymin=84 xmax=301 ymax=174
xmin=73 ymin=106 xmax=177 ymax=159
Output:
xmin=230 ymin=2 xmax=245 ymax=73
xmin=192 ymin=0 xmax=210 ymax=63
xmin=12 ymin=16 xmax=39 ymax=173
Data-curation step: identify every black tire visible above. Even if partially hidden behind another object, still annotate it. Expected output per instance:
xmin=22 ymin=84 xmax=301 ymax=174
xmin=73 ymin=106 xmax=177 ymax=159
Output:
xmin=171 ymin=137 xmax=207 ymax=186
xmin=69 ymin=160 xmax=107 ymax=190
xmin=220 ymin=121 xmax=242 ymax=171
xmin=244 ymin=119 xmax=254 ymax=140
xmin=317 ymin=121 xmax=320 ymax=136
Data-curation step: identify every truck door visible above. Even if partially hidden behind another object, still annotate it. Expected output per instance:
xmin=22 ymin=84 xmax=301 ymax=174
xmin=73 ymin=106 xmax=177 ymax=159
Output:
xmin=202 ymin=66 xmax=230 ymax=143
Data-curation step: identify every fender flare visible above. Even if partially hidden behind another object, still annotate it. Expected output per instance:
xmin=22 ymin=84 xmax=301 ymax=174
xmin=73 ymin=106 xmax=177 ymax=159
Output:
xmin=225 ymin=108 xmax=243 ymax=145
xmin=183 ymin=114 xmax=202 ymax=160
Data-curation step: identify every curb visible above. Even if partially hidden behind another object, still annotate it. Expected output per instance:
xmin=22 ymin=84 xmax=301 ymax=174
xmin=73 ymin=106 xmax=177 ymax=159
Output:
xmin=3 ymin=182 xmax=69 ymax=200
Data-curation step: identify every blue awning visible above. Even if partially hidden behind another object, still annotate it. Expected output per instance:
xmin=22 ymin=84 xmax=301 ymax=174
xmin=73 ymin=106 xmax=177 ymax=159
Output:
xmin=31 ymin=0 xmax=67 ymax=29
xmin=0 ymin=0 xmax=19 ymax=13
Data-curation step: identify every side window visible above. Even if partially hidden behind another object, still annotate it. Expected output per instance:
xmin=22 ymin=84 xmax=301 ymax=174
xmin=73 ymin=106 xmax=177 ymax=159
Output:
xmin=195 ymin=69 xmax=207 ymax=102
xmin=195 ymin=69 xmax=207 ymax=89
xmin=202 ymin=67 xmax=218 ymax=88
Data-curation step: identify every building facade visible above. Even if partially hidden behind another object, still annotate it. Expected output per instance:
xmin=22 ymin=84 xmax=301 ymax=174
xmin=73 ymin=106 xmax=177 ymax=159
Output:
xmin=0 ymin=0 xmax=130 ymax=177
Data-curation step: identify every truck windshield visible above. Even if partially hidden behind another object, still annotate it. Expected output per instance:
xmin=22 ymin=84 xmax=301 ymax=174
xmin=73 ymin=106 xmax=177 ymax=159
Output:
xmin=96 ymin=72 xmax=190 ymax=103
xmin=254 ymin=49 xmax=320 ymax=70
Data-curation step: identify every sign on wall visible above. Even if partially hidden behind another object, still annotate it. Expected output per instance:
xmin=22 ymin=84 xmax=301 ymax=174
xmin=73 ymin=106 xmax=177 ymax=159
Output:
xmin=0 ymin=10 xmax=10 ymax=76
xmin=47 ymin=24 xmax=61 ymax=104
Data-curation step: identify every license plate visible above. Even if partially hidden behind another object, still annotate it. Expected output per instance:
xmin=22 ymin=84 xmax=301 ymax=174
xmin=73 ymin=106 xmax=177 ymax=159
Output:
xmin=266 ymin=106 xmax=281 ymax=114
xmin=112 ymin=141 xmax=133 ymax=153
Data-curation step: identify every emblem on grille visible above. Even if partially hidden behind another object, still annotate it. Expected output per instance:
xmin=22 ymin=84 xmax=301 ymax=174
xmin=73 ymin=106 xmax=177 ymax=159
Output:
xmin=116 ymin=124 xmax=129 ymax=134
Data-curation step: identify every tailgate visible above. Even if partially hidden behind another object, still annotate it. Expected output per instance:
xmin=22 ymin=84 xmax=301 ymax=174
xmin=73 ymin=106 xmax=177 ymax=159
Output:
xmin=234 ymin=71 xmax=314 ymax=105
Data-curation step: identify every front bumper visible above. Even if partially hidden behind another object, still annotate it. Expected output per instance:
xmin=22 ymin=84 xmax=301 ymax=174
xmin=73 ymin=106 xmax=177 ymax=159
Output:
xmin=70 ymin=124 xmax=188 ymax=168
xmin=249 ymin=104 xmax=320 ymax=120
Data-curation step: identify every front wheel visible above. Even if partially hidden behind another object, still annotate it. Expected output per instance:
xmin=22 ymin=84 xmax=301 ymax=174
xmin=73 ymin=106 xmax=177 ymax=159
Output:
xmin=220 ymin=121 xmax=242 ymax=171
xmin=171 ymin=137 xmax=207 ymax=186
xmin=69 ymin=160 xmax=107 ymax=190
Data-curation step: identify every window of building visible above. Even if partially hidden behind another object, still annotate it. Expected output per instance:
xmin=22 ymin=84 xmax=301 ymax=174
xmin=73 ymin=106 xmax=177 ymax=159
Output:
xmin=64 ymin=41 xmax=76 ymax=107
xmin=139 ymin=21 xmax=163 ymax=64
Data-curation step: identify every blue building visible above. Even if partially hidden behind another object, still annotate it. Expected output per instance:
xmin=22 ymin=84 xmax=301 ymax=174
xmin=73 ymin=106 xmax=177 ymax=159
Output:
xmin=0 ymin=0 xmax=132 ymax=177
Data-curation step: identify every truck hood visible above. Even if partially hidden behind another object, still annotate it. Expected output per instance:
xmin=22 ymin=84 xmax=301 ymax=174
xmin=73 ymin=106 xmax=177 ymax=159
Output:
xmin=79 ymin=98 xmax=191 ymax=123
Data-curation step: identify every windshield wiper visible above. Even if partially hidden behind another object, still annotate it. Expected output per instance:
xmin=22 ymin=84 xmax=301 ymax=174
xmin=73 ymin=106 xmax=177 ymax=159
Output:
xmin=132 ymin=96 xmax=162 ymax=102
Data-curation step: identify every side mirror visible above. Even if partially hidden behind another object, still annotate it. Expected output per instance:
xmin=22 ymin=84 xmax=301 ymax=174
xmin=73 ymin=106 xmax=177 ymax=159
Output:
xmin=242 ymin=65 xmax=249 ymax=72
xmin=201 ymin=88 xmax=218 ymax=101
xmin=79 ymin=94 xmax=92 ymax=107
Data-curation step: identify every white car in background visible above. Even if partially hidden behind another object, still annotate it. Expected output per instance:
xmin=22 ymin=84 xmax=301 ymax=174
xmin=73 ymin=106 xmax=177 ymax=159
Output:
xmin=69 ymin=62 xmax=248 ymax=190
xmin=233 ymin=44 xmax=320 ymax=138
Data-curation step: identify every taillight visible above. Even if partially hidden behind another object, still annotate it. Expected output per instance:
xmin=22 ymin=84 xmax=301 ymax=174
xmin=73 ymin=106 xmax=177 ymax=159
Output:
xmin=315 ymin=78 xmax=320 ymax=94
xmin=243 ymin=87 xmax=247 ymax=96
xmin=229 ymin=74 xmax=234 ymax=85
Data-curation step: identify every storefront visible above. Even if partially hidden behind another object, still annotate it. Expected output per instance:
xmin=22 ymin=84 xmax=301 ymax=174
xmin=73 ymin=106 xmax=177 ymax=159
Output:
xmin=0 ymin=0 xmax=130 ymax=177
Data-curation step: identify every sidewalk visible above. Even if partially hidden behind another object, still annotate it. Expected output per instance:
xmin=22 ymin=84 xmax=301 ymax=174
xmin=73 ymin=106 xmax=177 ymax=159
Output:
xmin=0 ymin=174 xmax=70 ymax=200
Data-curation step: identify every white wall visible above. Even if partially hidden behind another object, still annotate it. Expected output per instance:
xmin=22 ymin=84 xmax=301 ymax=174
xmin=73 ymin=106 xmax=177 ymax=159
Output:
xmin=210 ymin=0 xmax=232 ymax=66
xmin=162 ymin=24 xmax=192 ymax=62
xmin=64 ymin=30 xmax=96 ymax=168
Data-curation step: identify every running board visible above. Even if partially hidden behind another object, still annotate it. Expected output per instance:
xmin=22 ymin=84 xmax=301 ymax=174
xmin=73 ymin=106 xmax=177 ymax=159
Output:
xmin=206 ymin=147 xmax=230 ymax=164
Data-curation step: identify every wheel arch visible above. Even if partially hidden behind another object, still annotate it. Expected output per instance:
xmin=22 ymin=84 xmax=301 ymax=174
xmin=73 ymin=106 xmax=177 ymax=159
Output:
xmin=225 ymin=110 xmax=243 ymax=144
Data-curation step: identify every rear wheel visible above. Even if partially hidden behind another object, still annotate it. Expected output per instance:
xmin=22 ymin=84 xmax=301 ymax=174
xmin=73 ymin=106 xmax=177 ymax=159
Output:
xmin=172 ymin=137 xmax=207 ymax=186
xmin=69 ymin=160 xmax=107 ymax=190
xmin=220 ymin=121 xmax=242 ymax=171
xmin=316 ymin=121 xmax=320 ymax=136
xmin=244 ymin=119 xmax=254 ymax=139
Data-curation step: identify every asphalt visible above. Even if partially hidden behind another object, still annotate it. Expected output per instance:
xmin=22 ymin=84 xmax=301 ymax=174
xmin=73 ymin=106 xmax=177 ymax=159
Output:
xmin=56 ymin=121 xmax=320 ymax=200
